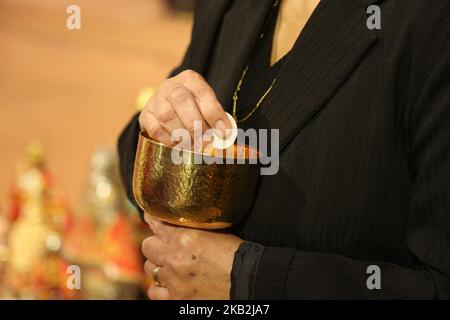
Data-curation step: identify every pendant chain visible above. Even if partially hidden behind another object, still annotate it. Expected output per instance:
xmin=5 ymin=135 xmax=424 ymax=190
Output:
xmin=231 ymin=0 xmax=280 ymax=123
xmin=232 ymin=66 xmax=277 ymax=123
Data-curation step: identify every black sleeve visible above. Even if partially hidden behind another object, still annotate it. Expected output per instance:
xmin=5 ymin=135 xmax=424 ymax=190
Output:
xmin=232 ymin=2 xmax=450 ymax=300
xmin=118 ymin=112 xmax=142 ymax=211
xmin=231 ymin=241 xmax=265 ymax=300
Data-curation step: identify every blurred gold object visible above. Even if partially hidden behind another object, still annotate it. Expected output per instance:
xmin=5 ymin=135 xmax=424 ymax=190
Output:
xmin=134 ymin=87 xmax=156 ymax=112
xmin=133 ymin=133 xmax=260 ymax=229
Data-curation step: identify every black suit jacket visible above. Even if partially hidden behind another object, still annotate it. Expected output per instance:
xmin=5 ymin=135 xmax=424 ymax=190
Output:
xmin=118 ymin=0 xmax=450 ymax=299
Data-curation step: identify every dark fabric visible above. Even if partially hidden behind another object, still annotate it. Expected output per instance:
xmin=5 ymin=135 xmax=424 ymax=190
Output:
xmin=118 ymin=112 xmax=141 ymax=212
xmin=253 ymin=247 xmax=297 ymax=300
xmin=231 ymin=241 xmax=265 ymax=300
xmin=118 ymin=0 xmax=450 ymax=299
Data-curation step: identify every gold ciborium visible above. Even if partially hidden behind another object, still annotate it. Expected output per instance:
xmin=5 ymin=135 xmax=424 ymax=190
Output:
xmin=132 ymin=133 xmax=260 ymax=229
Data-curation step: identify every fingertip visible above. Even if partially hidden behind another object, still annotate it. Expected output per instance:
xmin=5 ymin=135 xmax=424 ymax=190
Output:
xmin=222 ymin=110 xmax=232 ymax=127
xmin=143 ymin=212 xmax=153 ymax=225
xmin=143 ymin=259 xmax=154 ymax=277
xmin=148 ymin=285 xmax=170 ymax=300
xmin=141 ymin=237 xmax=150 ymax=256
xmin=214 ymin=112 xmax=237 ymax=143
xmin=214 ymin=119 xmax=228 ymax=138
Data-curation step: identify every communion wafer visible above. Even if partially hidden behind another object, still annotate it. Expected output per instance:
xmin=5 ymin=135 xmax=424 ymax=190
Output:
xmin=212 ymin=112 xmax=238 ymax=150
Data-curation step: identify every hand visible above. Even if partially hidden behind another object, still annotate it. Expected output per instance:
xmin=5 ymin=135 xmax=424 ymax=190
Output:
xmin=142 ymin=213 xmax=244 ymax=300
xmin=139 ymin=70 xmax=231 ymax=147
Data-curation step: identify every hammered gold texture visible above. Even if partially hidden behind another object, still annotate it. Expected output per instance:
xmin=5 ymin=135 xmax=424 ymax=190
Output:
xmin=132 ymin=133 xmax=260 ymax=229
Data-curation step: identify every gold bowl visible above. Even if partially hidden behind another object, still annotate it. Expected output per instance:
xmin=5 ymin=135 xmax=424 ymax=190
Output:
xmin=132 ymin=133 xmax=260 ymax=229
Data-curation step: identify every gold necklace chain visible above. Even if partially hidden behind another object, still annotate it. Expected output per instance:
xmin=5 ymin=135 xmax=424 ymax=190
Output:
xmin=232 ymin=65 xmax=277 ymax=123
xmin=232 ymin=0 xmax=280 ymax=123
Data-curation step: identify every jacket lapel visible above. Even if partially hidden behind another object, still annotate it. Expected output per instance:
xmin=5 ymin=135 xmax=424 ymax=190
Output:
xmin=264 ymin=0 xmax=379 ymax=151
xmin=207 ymin=0 xmax=275 ymax=107
xmin=182 ymin=0 xmax=233 ymax=75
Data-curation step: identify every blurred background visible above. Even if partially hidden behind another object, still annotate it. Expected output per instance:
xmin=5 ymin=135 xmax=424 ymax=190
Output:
xmin=0 ymin=0 xmax=195 ymax=299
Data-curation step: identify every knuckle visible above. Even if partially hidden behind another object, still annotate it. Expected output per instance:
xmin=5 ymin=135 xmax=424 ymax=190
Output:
xmin=185 ymin=120 xmax=201 ymax=134
xmin=193 ymin=84 xmax=211 ymax=99
xmin=166 ymin=254 xmax=178 ymax=268
xmin=156 ymin=105 xmax=176 ymax=124
xmin=180 ymin=69 xmax=199 ymax=79
xmin=202 ymin=105 xmax=221 ymax=122
xmin=145 ymin=122 xmax=162 ymax=138
xmin=170 ymin=85 xmax=191 ymax=103
xmin=160 ymin=78 xmax=174 ymax=90
xmin=167 ymin=254 xmax=183 ymax=270
xmin=141 ymin=120 xmax=166 ymax=140
xmin=179 ymin=231 xmax=197 ymax=246
xmin=172 ymin=255 xmax=192 ymax=272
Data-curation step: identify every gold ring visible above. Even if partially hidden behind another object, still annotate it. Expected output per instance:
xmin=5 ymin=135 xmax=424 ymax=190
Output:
xmin=152 ymin=266 xmax=162 ymax=287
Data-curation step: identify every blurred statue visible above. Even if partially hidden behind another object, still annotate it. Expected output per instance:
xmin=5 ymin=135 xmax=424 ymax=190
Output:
xmin=2 ymin=141 xmax=75 ymax=299
xmin=64 ymin=148 xmax=144 ymax=299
